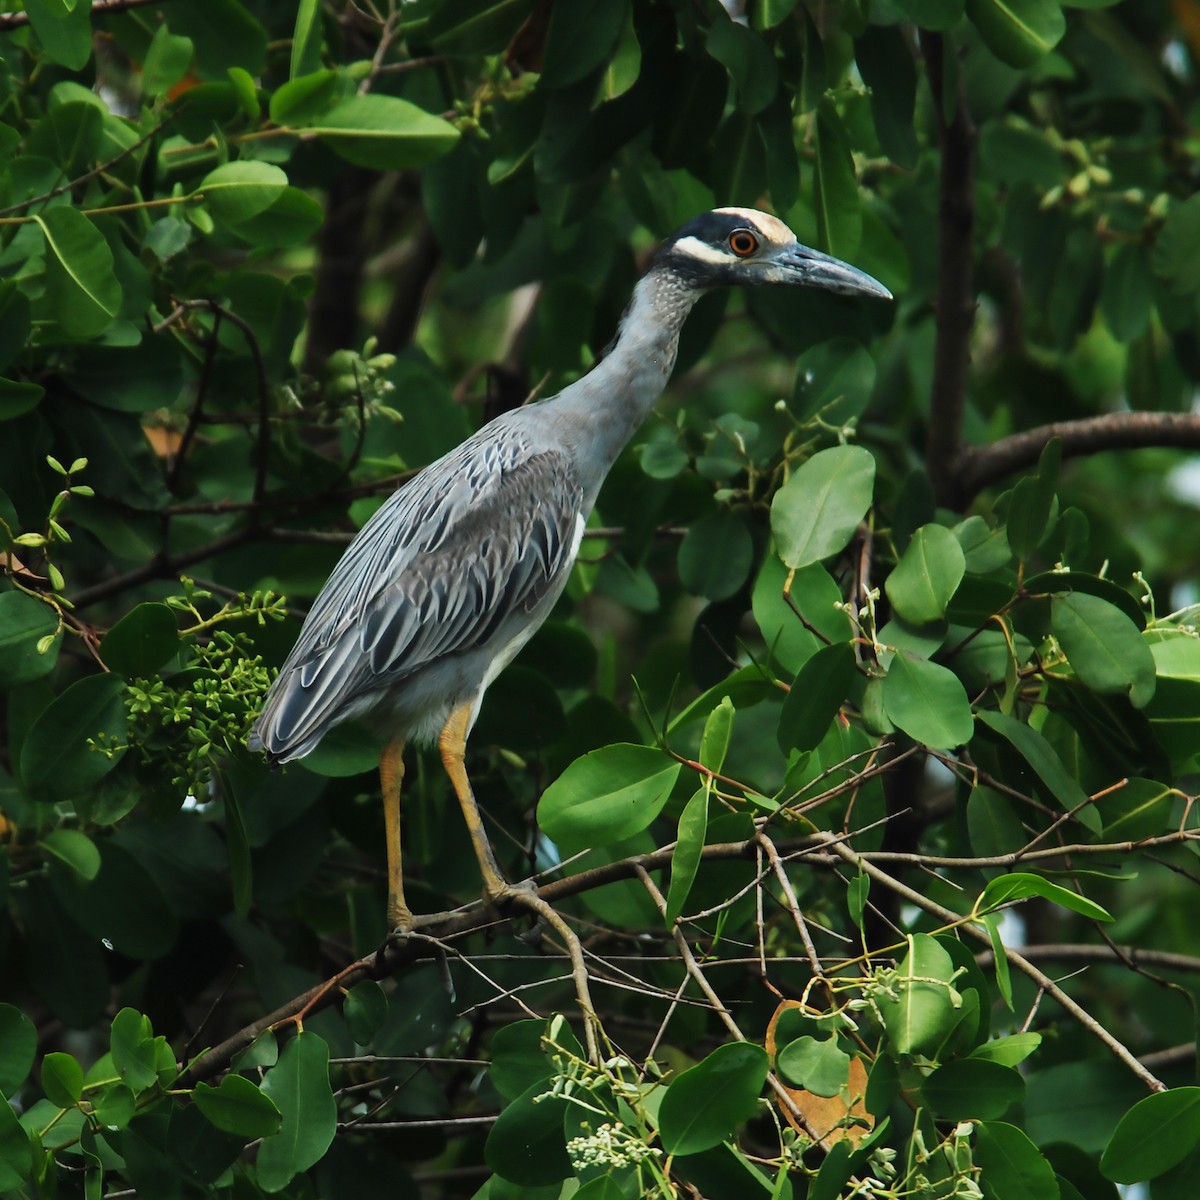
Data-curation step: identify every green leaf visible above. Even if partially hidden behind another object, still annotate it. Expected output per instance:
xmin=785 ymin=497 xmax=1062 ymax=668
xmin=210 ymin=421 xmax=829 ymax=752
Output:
xmin=882 ymin=651 xmax=974 ymax=749
xmin=886 ymin=524 xmax=966 ymax=625
xmin=975 ymin=1121 xmax=1060 ymax=1200
xmin=665 ymin=787 xmax=709 ymax=925
xmin=0 ymin=1091 xmax=31 ymax=1193
xmin=489 ymin=1019 xmax=556 ymax=1102
xmin=659 ymin=1042 xmax=769 ymax=1155
xmin=92 ymin=1083 xmax=136 ymax=1130
xmin=540 ymin=0 xmax=628 ymax=88
xmin=1052 ymin=591 xmax=1157 ymax=708
xmin=979 ymin=871 xmax=1114 ymax=922
xmin=20 ymin=674 xmax=128 ymax=804
xmin=34 ymin=208 xmax=122 ymax=339
xmin=976 ymin=710 xmax=1099 ymax=831
xmin=954 ymin=514 xmax=1013 ymax=574
xmin=538 ymin=744 xmax=681 ymax=853
xmin=923 ymin=1059 xmax=1024 ymax=1120
xmin=1101 ymin=1087 xmax=1200 ymax=1183
xmin=770 ymin=445 xmax=875 ymax=570
xmin=777 ymin=641 xmax=857 ymax=754
xmin=678 ymin=510 xmax=753 ymax=601
xmin=792 ymin=339 xmax=877 ymax=425
xmin=874 ymin=934 xmax=962 ymax=1057
xmin=1093 ymin=777 xmax=1173 ymax=842
xmin=343 ymin=980 xmax=388 ymax=1045
xmin=706 ymin=18 xmax=778 ymax=114
xmin=429 ymin=0 xmax=538 ymax=54
xmin=0 ymin=378 xmax=44 ymax=421
xmin=269 ymin=70 xmax=340 ymax=126
xmin=699 ymin=697 xmax=735 ymax=775
xmin=290 ymin=0 xmax=324 ymax=79
xmin=1005 ymin=438 xmax=1061 ymax=561
xmin=982 ymin=913 xmax=1014 ymax=1010
xmin=141 ymin=24 xmax=194 ymax=98
xmin=24 ymin=0 xmax=92 ymax=69
xmin=193 ymin=1075 xmax=282 ymax=1139
xmin=847 ymin=872 xmax=870 ymax=928
xmin=752 ymin=555 xmax=850 ymax=676
xmin=484 ymin=1080 xmax=572 ymax=1186
xmin=40 ymin=1052 xmax=83 ymax=1108
xmin=1102 ymin=243 xmax=1154 ymax=339
xmin=965 ymin=0 xmax=1066 ymax=67
xmin=309 ymin=95 xmax=460 ymax=170
xmin=776 ymin=1035 xmax=851 ymax=1098
xmin=970 ymin=1032 xmax=1042 ymax=1067
xmin=99 ymin=602 xmax=181 ymax=677
xmin=0 ymin=592 xmax=60 ymax=687
xmin=257 ymin=1031 xmax=337 ymax=1192
xmin=110 ymin=1009 xmax=159 ymax=1092
xmin=814 ymin=98 xmax=862 ymax=260
xmin=199 ymin=161 xmax=288 ymax=223
xmin=890 ymin=0 xmax=965 ymax=30
xmin=1152 ymin=195 xmax=1200 ymax=297
xmin=41 ymin=829 xmax=101 ymax=883
xmin=0 ymin=1005 xmax=37 ymax=1096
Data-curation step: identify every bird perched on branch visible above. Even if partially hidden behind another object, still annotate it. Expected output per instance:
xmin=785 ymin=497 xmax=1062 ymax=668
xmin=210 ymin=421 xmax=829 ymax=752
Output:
xmin=249 ymin=207 xmax=891 ymax=931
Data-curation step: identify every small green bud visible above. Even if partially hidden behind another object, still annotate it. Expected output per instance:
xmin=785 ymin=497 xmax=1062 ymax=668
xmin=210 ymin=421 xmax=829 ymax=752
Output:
xmin=14 ymin=532 xmax=46 ymax=548
xmin=46 ymin=455 xmax=67 ymax=476
xmin=69 ymin=457 xmax=88 ymax=474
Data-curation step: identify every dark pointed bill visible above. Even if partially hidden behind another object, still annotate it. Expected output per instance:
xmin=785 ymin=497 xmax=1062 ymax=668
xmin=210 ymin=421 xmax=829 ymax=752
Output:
xmin=779 ymin=242 xmax=893 ymax=301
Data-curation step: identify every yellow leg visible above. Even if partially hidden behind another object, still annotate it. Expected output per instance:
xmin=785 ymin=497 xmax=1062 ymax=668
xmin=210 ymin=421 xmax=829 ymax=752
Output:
xmin=439 ymin=701 xmax=510 ymax=904
xmin=380 ymin=739 xmax=413 ymax=932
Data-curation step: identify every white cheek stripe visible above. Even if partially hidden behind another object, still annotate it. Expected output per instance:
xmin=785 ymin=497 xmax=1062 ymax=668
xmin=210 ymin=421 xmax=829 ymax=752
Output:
xmin=671 ymin=236 xmax=739 ymax=267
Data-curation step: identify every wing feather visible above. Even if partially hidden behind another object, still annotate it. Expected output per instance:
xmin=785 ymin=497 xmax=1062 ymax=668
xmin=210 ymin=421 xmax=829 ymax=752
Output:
xmin=253 ymin=426 xmax=583 ymax=759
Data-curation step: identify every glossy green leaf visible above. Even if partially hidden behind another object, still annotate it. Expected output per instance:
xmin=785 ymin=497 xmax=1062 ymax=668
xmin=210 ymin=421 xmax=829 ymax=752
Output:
xmin=976 ymin=1120 xmax=1060 ymax=1198
xmin=979 ymin=871 xmax=1113 ymax=922
xmin=777 ymin=641 xmax=856 ymax=754
xmin=678 ymin=510 xmax=754 ymax=601
xmin=141 ymin=24 xmax=194 ymax=98
xmin=41 ymin=829 xmax=101 ymax=883
xmin=257 ymin=1031 xmax=338 ymax=1192
xmin=882 ymin=651 xmax=974 ymax=749
xmin=199 ymin=161 xmax=288 ymax=223
xmin=1102 ymin=243 xmax=1154 ymax=340
xmin=429 ymin=0 xmax=538 ymax=54
xmin=875 ymin=934 xmax=961 ymax=1057
xmin=0 ymin=378 xmax=44 ymax=420
xmin=269 ymin=70 xmax=340 ymax=126
xmin=1093 ymin=777 xmax=1173 ymax=842
xmin=966 ymin=0 xmax=1066 ymax=67
xmin=24 ymin=0 xmax=92 ymax=69
xmin=776 ymin=1035 xmax=851 ymax=1098
xmin=40 ymin=1052 xmax=83 ymax=1108
xmin=0 ymin=591 xmax=60 ymax=688
xmin=310 ymin=95 xmax=460 ymax=170
xmin=752 ymin=555 xmax=850 ymax=676
xmin=1152 ymin=195 xmax=1200 ymax=297
xmin=35 ymin=208 xmax=122 ymax=339
xmin=99 ymin=602 xmax=181 ymax=677
xmin=0 ymin=1091 xmax=30 ymax=1192
xmin=955 ymin=515 xmax=1013 ymax=574
xmin=110 ymin=1009 xmax=159 ymax=1092
xmin=538 ymin=744 xmax=681 ymax=852
xmin=484 ymin=1080 xmax=572 ymax=1186
xmin=1052 ymin=591 xmax=1157 ymax=708
xmin=659 ymin=1042 xmax=769 ymax=1155
xmin=92 ymin=1082 xmax=136 ymax=1130
xmin=923 ymin=1059 xmax=1024 ymax=1120
xmin=1102 ymin=1088 xmax=1200 ymax=1183
xmin=699 ymin=697 xmax=735 ymax=775
xmin=193 ymin=1075 xmax=282 ymax=1139
xmin=290 ymin=0 xmax=323 ymax=78
xmin=21 ymin=674 xmax=128 ymax=803
xmin=976 ymin=710 xmax=1099 ymax=831
xmin=489 ymin=1019 xmax=556 ymax=1102
xmin=771 ymin=445 xmax=875 ymax=570
xmin=707 ymin=18 xmax=778 ymax=114
xmin=665 ymin=786 xmax=709 ymax=925
xmin=971 ymin=1032 xmax=1043 ymax=1067
xmin=343 ymin=980 xmax=388 ymax=1045
xmin=890 ymin=0 xmax=966 ymax=29
xmin=814 ymin=98 xmax=862 ymax=260
xmin=792 ymin=338 xmax=877 ymax=425
xmin=1005 ymin=437 xmax=1060 ymax=561
xmin=0 ymin=1005 xmax=36 ymax=1096
xmin=541 ymin=0 xmax=628 ymax=88
xmin=886 ymin=524 xmax=966 ymax=625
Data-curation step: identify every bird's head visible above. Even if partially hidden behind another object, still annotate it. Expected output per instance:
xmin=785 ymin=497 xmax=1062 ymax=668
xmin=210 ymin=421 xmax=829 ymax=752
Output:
xmin=655 ymin=207 xmax=892 ymax=301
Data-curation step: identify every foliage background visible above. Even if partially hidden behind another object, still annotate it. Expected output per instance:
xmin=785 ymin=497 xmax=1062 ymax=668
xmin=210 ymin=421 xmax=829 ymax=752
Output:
xmin=1 ymin=0 xmax=1200 ymax=1197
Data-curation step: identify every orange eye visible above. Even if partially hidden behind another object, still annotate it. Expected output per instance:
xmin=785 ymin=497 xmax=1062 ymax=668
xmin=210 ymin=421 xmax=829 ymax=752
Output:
xmin=729 ymin=229 xmax=759 ymax=257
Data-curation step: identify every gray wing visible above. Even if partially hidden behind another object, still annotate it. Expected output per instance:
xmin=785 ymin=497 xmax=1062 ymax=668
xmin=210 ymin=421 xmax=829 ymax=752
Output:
xmin=252 ymin=426 xmax=584 ymax=760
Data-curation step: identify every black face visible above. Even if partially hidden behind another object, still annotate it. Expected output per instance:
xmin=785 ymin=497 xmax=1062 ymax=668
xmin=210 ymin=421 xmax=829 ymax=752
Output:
xmin=654 ymin=211 xmax=767 ymax=283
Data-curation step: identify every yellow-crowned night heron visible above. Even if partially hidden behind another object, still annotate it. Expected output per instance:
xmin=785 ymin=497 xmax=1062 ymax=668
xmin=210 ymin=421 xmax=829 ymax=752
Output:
xmin=249 ymin=207 xmax=891 ymax=930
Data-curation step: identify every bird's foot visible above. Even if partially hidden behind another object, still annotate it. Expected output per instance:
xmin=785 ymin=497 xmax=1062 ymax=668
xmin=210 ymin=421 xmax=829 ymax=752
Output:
xmin=386 ymin=899 xmax=416 ymax=942
xmin=482 ymin=876 xmax=540 ymax=914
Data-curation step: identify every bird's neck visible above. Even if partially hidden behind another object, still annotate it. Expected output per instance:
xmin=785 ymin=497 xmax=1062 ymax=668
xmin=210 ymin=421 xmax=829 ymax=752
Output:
xmin=548 ymin=266 xmax=702 ymax=499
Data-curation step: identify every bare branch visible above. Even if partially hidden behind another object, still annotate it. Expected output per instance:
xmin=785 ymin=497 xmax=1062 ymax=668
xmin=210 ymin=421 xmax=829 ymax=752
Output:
xmin=0 ymin=0 xmax=166 ymax=31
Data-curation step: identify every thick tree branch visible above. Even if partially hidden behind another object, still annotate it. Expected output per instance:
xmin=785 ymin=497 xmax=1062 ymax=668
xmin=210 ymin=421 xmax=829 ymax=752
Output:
xmin=920 ymin=30 xmax=977 ymax=508
xmin=953 ymin=411 xmax=1200 ymax=500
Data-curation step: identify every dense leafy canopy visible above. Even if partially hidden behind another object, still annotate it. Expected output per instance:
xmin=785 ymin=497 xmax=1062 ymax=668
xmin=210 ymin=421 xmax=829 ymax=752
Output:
xmin=1 ymin=1 xmax=1200 ymax=1198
